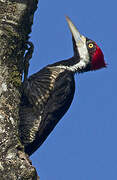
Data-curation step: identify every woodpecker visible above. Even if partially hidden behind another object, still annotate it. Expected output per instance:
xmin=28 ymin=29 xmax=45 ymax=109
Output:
xmin=19 ymin=16 xmax=106 ymax=156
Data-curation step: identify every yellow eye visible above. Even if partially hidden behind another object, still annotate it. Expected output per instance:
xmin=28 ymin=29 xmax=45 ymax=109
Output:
xmin=88 ymin=43 xmax=94 ymax=48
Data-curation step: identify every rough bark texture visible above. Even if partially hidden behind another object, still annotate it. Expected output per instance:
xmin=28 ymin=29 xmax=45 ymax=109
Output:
xmin=0 ymin=0 xmax=39 ymax=179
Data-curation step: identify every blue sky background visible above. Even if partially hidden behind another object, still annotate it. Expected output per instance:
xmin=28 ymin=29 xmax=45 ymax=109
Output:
xmin=29 ymin=0 xmax=117 ymax=179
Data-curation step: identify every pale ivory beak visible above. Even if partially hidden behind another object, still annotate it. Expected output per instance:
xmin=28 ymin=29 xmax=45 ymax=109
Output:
xmin=66 ymin=16 xmax=89 ymax=66
xmin=66 ymin=16 xmax=86 ymax=46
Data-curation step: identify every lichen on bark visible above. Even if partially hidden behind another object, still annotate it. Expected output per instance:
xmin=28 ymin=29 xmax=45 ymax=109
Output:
xmin=0 ymin=0 xmax=39 ymax=179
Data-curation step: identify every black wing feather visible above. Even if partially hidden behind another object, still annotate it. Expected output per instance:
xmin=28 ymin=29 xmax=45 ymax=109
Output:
xmin=20 ymin=67 xmax=75 ymax=155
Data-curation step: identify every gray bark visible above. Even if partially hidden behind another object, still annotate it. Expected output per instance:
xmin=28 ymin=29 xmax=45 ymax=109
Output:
xmin=0 ymin=0 xmax=39 ymax=179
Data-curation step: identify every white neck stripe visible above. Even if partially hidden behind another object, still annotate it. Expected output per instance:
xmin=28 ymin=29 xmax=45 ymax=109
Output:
xmin=56 ymin=36 xmax=90 ymax=72
xmin=55 ymin=56 xmax=90 ymax=72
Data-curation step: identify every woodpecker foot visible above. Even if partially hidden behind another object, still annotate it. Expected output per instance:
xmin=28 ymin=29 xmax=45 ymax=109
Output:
xmin=23 ymin=41 xmax=34 ymax=82
xmin=18 ymin=150 xmax=32 ymax=165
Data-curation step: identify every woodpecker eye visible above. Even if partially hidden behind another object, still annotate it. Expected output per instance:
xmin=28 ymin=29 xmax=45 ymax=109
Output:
xmin=87 ymin=40 xmax=96 ymax=53
xmin=88 ymin=43 xmax=94 ymax=48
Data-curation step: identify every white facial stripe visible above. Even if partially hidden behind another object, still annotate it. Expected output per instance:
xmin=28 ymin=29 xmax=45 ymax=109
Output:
xmin=77 ymin=36 xmax=89 ymax=64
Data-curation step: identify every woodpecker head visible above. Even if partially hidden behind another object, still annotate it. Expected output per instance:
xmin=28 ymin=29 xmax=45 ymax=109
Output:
xmin=66 ymin=16 xmax=106 ymax=72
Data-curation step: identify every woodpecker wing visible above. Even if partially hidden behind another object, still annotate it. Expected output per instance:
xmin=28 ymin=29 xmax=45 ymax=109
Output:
xmin=20 ymin=66 xmax=75 ymax=155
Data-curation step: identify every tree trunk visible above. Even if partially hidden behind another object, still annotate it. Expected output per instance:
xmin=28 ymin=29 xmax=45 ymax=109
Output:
xmin=0 ymin=0 xmax=39 ymax=179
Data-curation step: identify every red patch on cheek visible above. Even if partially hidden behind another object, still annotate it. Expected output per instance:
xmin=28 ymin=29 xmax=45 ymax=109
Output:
xmin=91 ymin=45 xmax=106 ymax=70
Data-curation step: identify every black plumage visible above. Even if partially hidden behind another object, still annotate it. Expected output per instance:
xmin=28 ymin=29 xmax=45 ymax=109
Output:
xmin=20 ymin=65 xmax=75 ymax=155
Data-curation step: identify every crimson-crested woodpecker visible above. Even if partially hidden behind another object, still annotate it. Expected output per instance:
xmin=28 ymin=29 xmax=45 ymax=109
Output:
xmin=19 ymin=16 xmax=106 ymax=156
